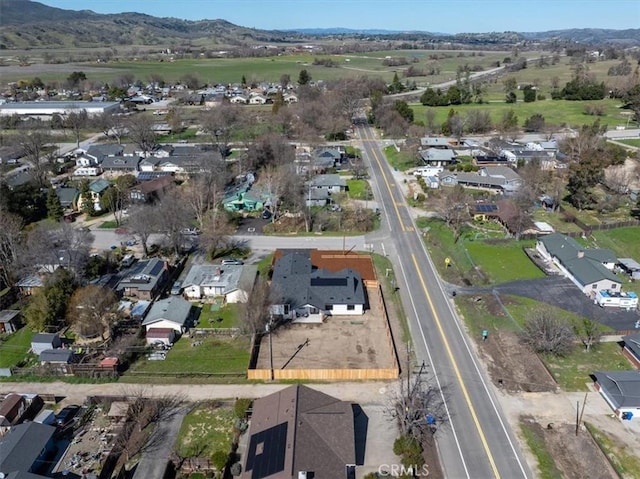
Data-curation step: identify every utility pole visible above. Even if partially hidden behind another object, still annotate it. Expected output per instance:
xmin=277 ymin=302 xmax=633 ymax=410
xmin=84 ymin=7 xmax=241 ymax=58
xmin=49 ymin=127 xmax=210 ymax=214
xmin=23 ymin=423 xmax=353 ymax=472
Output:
xmin=576 ymin=392 xmax=588 ymax=436
xmin=267 ymin=321 xmax=274 ymax=381
xmin=406 ymin=342 xmax=412 ymax=394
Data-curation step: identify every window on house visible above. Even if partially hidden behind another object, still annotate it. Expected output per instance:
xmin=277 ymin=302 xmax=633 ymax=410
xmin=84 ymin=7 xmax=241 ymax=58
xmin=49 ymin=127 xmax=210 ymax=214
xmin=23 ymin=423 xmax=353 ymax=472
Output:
xmin=325 ymin=305 xmax=333 ymax=311
xmin=611 ymin=283 xmax=617 ymax=289
xmin=309 ymin=307 xmax=319 ymax=314
xmin=592 ymin=284 xmax=598 ymax=289
xmin=347 ymin=304 xmax=355 ymax=311
xmin=283 ymin=305 xmax=290 ymax=315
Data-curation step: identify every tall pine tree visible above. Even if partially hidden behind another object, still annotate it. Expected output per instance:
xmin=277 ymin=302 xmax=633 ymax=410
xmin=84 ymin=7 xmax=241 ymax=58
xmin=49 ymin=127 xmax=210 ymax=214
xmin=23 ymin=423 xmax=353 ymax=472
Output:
xmin=46 ymin=187 xmax=64 ymax=221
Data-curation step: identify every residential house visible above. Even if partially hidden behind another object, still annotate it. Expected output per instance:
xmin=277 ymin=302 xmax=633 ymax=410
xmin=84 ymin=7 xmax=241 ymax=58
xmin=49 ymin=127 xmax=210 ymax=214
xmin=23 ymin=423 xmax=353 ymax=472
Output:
xmin=0 ymin=310 xmax=21 ymax=335
xmin=15 ymin=276 xmax=44 ymax=296
xmin=54 ymin=187 xmax=79 ymax=210
xmin=242 ymin=384 xmax=356 ymax=479
xmin=593 ymin=371 xmax=640 ymax=420
xmin=420 ymin=136 xmax=454 ymax=149
xmin=622 ymin=334 xmax=640 ymax=368
xmin=182 ymin=264 xmax=255 ymax=303
xmin=618 ymin=258 xmax=640 ymax=280
xmin=117 ymin=258 xmax=169 ymax=300
xmin=75 ymin=154 xmax=99 ymax=168
xmin=223 ymin=185 xmax=273 ymax=213
xmin=536 ymin=233 xmax=620 ymax=297
xmin=270 ymin=250 xmax=367 ymax=323
xmin=74 ymin=166 xmax=102 ymax=177
xmin=419 ymin=148 xmax=457 ymax=167
xmin=0 ymin=421 xmax=57 ymax=474
xmin=438 ymin=166 xmax=522 ymax=193
xmin=129 ymin=175 xmax=175 ymax=203
xmin=305 ymin=188 xmax=332 ymax=207
xmin=313 ymin=147 xmax=343 ymax=167
xmin=284 ymin=93 xmax=298 ymax=103
xmin=145 ymin=327 xmax=177 ymax=346
xmin=309 ymin=174 xmax=347 ymax=194
xmin=249 ymin=94 xmax=267 ymax=105
xmin=100 ymin=156 xmax=141 ymax=173
xmin=30 ymin=333 xmax=62 ymax=356
xmin=230 ymin=95 xmax=248 ymax=104
xmin=0 ymin=393 xmax=26 ymax=428
xmin=0 ymin=146 xmax=23 ymax=164
xmin=139 ymin=156 xmax=163 ymax=172
xmin=141 ymin=296 xmax=194 ymax=334
xmin=86 ymin=144 xmax=124 ymax=159
xmin=78 ymin=179 xmax=111 ymax=212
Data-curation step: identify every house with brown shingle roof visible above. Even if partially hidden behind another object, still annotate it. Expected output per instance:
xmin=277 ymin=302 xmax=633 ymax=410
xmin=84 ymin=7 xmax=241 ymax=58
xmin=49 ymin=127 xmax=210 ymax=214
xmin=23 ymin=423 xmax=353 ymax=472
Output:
xmin=242 ymin=384 xmax=356 ymax=479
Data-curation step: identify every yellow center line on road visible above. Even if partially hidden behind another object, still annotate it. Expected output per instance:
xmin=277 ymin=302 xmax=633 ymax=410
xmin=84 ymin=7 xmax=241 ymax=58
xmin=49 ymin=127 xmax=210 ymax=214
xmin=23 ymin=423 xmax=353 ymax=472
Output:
xmin=411 ymin=253 xmax=501 ymax=479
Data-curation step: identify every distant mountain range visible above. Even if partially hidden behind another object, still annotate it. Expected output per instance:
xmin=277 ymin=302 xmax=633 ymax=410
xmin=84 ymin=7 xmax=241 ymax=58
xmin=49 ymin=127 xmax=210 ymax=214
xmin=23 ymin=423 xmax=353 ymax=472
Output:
xmin=0 ymin=0 xmax=638 ymax=50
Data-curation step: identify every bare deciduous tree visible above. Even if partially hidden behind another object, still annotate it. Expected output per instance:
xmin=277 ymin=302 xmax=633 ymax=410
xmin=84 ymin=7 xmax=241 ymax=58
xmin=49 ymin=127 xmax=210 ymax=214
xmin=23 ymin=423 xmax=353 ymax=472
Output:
xmin=200 ymin=103 xmax=244 ymax=156
xmin=128 ymin=203 xmax=160 ymax=257
xmin=63 ymin=109 xmax=88 ymax=148
xmin=0 ymin=211 xmax=23 ymax=287
xmin=242 ymin=274 xmax=271 ymax=334
xmin=521 ymin=307 xmax=575 ymax=356
xmin=18 ymin=125 xmax=51 ymax=187
xmin=154 ymin=187 xmax=192 ymax=255
xmin=67 ymin=285 xmax=118 ymax=339
xmin=438 ymin=185 xmax=470 ymax=243
xmin=95 ymin=112 xmax=127 ymax=144
xmin=126 ymin=114 xmax=158 ymax=156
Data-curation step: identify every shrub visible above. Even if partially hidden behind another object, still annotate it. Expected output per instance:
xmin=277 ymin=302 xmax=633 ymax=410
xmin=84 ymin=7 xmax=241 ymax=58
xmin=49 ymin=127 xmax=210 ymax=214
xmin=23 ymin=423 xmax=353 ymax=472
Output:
xmin=234 ymin=398 xmax=252 ymax=419
xmin=211 ymin=450 xmax=228 ymax=471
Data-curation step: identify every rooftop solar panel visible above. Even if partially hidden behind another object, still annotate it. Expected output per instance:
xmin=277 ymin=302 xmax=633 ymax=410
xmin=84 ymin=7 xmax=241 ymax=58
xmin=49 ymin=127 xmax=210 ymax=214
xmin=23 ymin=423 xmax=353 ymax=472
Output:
xmin=149 ymin=261 xmax=165 ymax=276
xmin=245 ymin=422 xmax=288 ymax=479
xmin=310 ymin=277 xmax=348 ymax=287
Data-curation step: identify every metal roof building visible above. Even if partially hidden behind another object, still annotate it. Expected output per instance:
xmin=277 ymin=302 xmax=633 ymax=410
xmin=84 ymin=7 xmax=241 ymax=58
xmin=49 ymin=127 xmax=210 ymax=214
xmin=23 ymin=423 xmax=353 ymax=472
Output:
xmin=0 ymin=101 xmax=120 ymax=118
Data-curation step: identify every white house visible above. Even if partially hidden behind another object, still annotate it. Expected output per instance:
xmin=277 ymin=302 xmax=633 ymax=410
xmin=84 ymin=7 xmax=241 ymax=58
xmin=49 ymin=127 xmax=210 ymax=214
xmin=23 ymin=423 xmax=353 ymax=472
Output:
xmin=182 ymin=264 xmax=255 ymax=303
xmin=536 ymin=233 xmax=621 ymax=297
xmin=141 ymin=296 xmax=194 ymax=334
xmin=269 ymin=251 xmax=366 ymax=324
xmin=230 ymin=95 xmax=248 ymax=104
xmin=249 ymin=94 xmax=267 ymax=105
xmin=74 ymin=166 xmax=102 ymax=177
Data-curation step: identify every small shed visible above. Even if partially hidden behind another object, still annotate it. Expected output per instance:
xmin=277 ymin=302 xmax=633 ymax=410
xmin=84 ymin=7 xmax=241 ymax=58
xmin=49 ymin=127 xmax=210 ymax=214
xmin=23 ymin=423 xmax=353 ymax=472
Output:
xmin=618 ymin=258 xmax=640 ymax=280
xmin=31 ymin=333 xmax=62 ymax=355
xmin=108 ymin=401 xmax=130 ymax=422
xmin=0 ymin=393 xmax=26 ymax=427
xmin=39 ymin=348 xmax=74 ymax=365
xmin=146 ymin=327 xmax=177 ymax=346
xmin=99 ymin=357 xmax=120 ymax=372
xmin=0 ymin=310 xmax=21 ymax=334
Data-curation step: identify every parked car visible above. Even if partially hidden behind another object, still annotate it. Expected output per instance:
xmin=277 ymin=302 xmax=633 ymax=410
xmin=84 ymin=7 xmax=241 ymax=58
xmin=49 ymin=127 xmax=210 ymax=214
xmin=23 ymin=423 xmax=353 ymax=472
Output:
xmin=170 ymin=280 xmax=183 ymax=295
xmin=221 ymin=258 xmax=244 ymax=265
xmin=56 ymin=405 xmax=80 ymax=428
xmin=181 ymin=228 xmax=201 ymax=236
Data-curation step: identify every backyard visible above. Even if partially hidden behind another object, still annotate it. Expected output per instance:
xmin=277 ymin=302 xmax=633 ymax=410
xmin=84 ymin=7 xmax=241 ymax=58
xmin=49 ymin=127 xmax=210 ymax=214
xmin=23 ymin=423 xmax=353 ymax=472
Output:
xmin=0 ymin=327 xmax=33 ymax=368
xmin=192 ymin=303 xmax=241 ymax=329
xmin=175 ymin=402 xmax=236 ymax=460
xmin=347 ymin=179 xmax=373 ymax=200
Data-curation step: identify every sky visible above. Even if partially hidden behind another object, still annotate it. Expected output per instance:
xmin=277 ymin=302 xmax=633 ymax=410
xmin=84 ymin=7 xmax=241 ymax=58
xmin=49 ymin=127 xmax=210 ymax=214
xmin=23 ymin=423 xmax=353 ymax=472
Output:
xmin=39 ymin=0 xmax=640 ymax=33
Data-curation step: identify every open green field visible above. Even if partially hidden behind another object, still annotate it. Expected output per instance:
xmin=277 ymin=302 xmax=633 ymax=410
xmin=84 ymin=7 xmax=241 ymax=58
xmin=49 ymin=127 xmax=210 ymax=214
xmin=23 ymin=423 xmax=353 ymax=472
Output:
xmin=588 ymin=227 xmax=640 ymax=260
xmin=532 ymin=209 xmax=584 ymax=234
xmin=411 ymin=98 xmax=629 ymax=130
xmin=347 ymin=179 xmax=372 ymax=200
xmin=419 ymin=218 xmax=542 ymax=285
xmin=0 ymin=327 xmax=33 ymax=368
xmin=383 ymin=145 xmax=420 ymax=171
xmin=126 ymin=335 xmax=250 ymax=376
xmin=175 ymin=403 xmax=235 ymax=458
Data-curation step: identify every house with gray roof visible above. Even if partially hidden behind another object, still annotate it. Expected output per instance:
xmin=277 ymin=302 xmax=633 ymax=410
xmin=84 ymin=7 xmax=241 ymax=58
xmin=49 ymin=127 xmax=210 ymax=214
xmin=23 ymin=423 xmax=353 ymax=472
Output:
xmin=86 ymin=143 xmax=124 ymax=159
xmin=142 ymin=296 xmax=194 ymax=334
xmin=618 ymin=258 xmax=640 ymax=280
xmin=270 ymin=250 xmax=366 ymax=323
xmin=622 ymin=333 xmax=640 ymax=368
xmin=439 ymin=166 xmax=522 ymax=193
xmin=242 ymin=384 xmax=356 ymax=479
xmin=0 ymin=421 xmax=56 ymax=474
xmin=182 ymin=263 xmax=255 ymax=303
xmin=419 ymin=148 xmax=457 ymax=167
xmin=420 ymin=136 xmax=454 ymax=149
xmin=39 ymin=348 xmax=74 ymax=365
xmin=309 ymin=174 xmax=346 ymax=194
xmin=54 ymin=187 xmax=79 ymax=210
xmin=593 ymin=371 xmax=640 ymax=419
xmin=117 ymin=258 xmax=169 ymax=300
xmin=536 ymin=233 xmax=620 ymax=296
xmin=0 ymin=310 xmax=21 ymax=335
xmin=100 ymin=156 xmax=141 ymax=172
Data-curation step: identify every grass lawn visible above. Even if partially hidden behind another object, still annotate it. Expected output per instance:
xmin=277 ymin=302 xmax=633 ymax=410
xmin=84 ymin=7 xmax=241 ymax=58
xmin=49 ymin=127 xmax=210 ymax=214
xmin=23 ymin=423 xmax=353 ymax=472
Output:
xmin=419 ymin=217 xmax=541 ymax=285
xmin=156 ymin=127 xmax=198 ymax=143
xmin=193 ymin=303 xmax=241 ymax=329
xmin=98 ymin=220 xmax=118 ymax=229
xmin=371 ymin=253 xmax=411 ymax=343
xmin=532 ymin=209 xmax=584 ymax=234
xmin=410 ymin=98 xmax=626 ymax=130
xmin=256 ymin=254 xmax=273 ymax=277
xmin=465 ymin=239 xmax=544 ymax=284
xmin=520 ymin=419 xmax=563 ymax=479
xmin=347 ymin=179 xmax=372 ymax=200
xmin=543 ymin=342 xmax=631 ymax=391
xmin=559 ymin=200 xmax=635 ymax=226
xmin=585 ymin=422 xmax=640 ymax=479
xmin=175 ymin=403 xmax=235 ymax=458
xmin=383 ymin=145 xmax=420 ymax=172
xmin=616 ymin=138 xmax=640 ymax=148
xmin=127 ymin=335 xmax=250 ymax=376
xmin=0 ymin=327 xmax=34 ymax=368
xmin=588 ymin=227 xmax=640 ymax=260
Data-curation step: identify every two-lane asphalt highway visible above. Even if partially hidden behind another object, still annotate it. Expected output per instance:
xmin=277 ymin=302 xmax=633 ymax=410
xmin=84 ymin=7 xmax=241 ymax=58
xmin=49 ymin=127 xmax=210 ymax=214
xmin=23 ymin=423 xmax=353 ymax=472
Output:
xmin=357 ymin=124 xmax=531 ymax=479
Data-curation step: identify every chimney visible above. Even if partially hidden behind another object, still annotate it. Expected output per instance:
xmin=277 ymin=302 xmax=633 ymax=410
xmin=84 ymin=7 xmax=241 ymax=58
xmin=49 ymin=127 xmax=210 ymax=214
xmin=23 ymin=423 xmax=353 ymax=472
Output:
xmin=577 ymin=250 xmax=585 ymax=259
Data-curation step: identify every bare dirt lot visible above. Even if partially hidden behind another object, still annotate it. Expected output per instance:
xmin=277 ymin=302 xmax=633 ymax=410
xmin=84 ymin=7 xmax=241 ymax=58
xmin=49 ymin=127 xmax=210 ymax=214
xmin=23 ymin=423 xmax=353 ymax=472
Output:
xmin=520 ymin=415 xmax=618 ymax=479
xmin=255 ymin=286 xmax=397 ymax=371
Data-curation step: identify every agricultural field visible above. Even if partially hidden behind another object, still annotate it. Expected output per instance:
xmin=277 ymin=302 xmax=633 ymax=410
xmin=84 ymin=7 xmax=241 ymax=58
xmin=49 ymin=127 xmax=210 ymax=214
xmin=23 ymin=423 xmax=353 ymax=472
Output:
xmin=410 ymin=98 xmax=630 ymax=130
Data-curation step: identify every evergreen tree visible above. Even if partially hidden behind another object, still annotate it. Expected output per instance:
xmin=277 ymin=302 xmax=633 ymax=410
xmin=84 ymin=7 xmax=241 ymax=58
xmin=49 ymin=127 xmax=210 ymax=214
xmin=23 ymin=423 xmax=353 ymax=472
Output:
xmin=79 ymin=180 xmax=95 ymax=217
xmin=46 ymin=187 xmax=64 ymax=221
xmin=298 ymin=69 xmax=311 ymax=85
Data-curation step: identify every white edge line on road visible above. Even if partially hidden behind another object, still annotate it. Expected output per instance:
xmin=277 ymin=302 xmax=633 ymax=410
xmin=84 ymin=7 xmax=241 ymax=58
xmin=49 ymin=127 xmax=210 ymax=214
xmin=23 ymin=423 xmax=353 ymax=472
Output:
xmin=411 ymin=210 xmax=530 ymax=479
xmin=396 ymin=254 xmax=471 ymax=479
